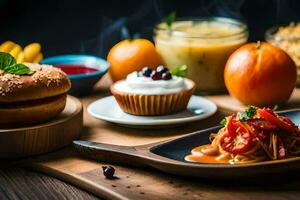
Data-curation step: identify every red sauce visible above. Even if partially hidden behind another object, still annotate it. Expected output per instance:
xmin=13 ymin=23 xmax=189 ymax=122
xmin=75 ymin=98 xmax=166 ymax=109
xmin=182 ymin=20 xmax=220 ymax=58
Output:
xmin=55 ymin=64 xmax=99 ymax=75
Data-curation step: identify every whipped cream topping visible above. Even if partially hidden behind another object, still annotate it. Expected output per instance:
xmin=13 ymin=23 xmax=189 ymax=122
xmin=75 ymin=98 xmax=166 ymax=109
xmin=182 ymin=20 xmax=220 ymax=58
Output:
xmin=113 ymin=72 xmax=192 ymax=94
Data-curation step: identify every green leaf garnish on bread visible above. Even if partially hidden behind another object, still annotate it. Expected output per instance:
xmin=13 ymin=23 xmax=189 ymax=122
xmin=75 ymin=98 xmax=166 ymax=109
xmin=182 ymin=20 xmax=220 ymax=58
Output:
xmin=0 ymin=52 xmax=33 ymax=75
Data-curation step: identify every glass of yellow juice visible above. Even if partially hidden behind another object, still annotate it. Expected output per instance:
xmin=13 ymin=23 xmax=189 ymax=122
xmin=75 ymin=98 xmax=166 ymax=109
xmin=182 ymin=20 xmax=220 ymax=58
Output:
xmin=154 ymin=17 xmax=248 ymax=94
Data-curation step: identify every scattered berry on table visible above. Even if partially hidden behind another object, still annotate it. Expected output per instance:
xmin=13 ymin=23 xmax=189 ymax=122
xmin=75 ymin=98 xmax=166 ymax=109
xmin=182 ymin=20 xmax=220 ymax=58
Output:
xmin=102 ymin=165 xmax=115 ymax=179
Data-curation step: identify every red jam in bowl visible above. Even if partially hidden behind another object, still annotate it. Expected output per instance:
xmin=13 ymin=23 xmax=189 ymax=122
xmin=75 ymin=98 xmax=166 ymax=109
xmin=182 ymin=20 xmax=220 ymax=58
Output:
xmin=55 ymin=64 xmax=99 ymax=75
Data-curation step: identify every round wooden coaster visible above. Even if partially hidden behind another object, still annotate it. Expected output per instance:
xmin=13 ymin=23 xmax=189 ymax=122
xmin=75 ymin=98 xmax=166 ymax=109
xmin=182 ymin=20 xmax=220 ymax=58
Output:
xmin=0 ymin=96 xmax=83 ymax=158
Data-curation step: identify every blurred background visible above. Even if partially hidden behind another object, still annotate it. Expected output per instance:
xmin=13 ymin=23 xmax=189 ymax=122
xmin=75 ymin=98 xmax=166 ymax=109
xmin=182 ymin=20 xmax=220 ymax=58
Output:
xmin=1 ymin=0 xmax=300 ymax=57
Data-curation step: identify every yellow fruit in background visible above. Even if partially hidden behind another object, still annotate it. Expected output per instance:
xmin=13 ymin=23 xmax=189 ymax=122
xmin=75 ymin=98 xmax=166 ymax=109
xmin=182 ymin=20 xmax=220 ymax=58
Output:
xmin=9 ymin=44 xmax=22 ymax=58
xmin=0 ymin=41 xmax=43 ymax=63
xmin=16 ymin=52 xmax=24 ymax=63
xmin=0 ymin=41 xmax=15 ymax=52
xmin=32 ymin=52 xmax=43 ymax=63
xmin=24 ymin=43 xmax=42 ymax=62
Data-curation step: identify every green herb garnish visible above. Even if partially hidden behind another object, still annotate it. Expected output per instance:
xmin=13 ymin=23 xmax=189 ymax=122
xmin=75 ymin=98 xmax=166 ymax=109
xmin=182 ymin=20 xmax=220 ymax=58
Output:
xmin=0 ymin=52 xmax=33 ymax=75
xmin=0 ymin=52 xmax=15 ymax=67
xmin=4 ymin=63 xmax=33 ymax=75
xmin=239 ymin=106 xmax=257 ymax=121
xmin=220 ymin=118 xmax=227 ymax=126
xmin=170 ymin=65 xmax=187 ymax=77
xmin=166 ymin=11 xmax=176 ymax=30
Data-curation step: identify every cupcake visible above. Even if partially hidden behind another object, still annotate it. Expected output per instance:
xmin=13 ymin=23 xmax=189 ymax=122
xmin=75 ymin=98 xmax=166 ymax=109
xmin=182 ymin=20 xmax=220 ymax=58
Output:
xmin=110 ymin=66 xmax=195 ymax=116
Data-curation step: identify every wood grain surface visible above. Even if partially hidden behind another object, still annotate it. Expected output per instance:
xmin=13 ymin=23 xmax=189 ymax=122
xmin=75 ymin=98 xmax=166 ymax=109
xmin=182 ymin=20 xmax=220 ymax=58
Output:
xmin=25 ymin=146 xmax=300 ymax=200
xmin=0 ymin=167 xmax=100 ymax=200
xmin=8 ymin=74 xmax=300 ymax=200
xmin=0 ymin=96 xmax=83 ymax=158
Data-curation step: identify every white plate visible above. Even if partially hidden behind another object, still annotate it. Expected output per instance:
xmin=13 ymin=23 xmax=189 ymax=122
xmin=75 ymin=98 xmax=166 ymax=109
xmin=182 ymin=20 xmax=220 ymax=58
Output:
xmin=88 ymin=95 xmax=217 ymax=128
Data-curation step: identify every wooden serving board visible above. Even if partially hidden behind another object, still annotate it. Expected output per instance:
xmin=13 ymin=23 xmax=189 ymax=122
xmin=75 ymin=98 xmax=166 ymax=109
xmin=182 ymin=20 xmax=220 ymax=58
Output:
xmin=0 ymin=96 xmax=83 ymax=158
xmin=19 ymin=76 xmax=300 ymax=200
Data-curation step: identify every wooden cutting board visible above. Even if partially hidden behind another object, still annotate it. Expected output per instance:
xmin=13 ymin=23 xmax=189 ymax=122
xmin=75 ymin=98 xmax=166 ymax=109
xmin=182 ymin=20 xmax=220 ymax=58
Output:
xmin=21 ymin=76 xmax=300 ymax=200
xmin=0 ymin=96 xmax=83 ymax=158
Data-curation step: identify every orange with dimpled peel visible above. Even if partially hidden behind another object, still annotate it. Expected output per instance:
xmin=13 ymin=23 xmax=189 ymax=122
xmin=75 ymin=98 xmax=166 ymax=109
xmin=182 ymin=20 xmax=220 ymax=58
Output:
xmin=224 ymin=42 xmax=297 ymax=106
xmin=107 ymin=39 xmax=164 ymax=82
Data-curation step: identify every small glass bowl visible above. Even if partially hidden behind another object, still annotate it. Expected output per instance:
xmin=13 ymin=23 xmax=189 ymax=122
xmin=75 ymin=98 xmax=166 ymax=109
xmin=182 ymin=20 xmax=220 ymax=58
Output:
xmin=265 ymin=23 xmax=300 ymax=85
xmin=40 ymin=55 xmax=109 ymax=96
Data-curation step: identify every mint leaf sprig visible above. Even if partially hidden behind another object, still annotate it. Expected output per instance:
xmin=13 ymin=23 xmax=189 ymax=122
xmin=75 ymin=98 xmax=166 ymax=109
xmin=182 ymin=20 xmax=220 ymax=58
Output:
xmin=239 ymin=106 xmax=257 ymax=121
xmin=0 ymin=52 xmax=33 ymax=75
xmin=170 ymin=64 xmax=187 ymax=77
xmin=220 ymin=118 xmax=227 ymax=126
xmin=166 ymin=11 xmax=176 ymax=30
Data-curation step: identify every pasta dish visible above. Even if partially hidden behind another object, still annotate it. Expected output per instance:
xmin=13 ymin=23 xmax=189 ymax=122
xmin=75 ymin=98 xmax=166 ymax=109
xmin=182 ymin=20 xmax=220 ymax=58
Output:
xmin=185 ymin=107 xmax=300 ymax=164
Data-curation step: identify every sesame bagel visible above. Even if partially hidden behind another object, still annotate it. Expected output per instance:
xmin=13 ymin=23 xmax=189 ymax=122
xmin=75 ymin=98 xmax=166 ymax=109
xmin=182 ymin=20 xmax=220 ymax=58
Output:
xmin=0 ymin=63 xmax=71 ymax=103
xmin=0 ymin=63 xmax=71 ymax=126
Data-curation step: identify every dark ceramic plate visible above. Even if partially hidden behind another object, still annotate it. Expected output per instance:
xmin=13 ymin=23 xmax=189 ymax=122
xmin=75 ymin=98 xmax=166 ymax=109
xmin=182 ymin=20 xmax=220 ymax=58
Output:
xmin=73 ymin=109 xmax=300 ymax=178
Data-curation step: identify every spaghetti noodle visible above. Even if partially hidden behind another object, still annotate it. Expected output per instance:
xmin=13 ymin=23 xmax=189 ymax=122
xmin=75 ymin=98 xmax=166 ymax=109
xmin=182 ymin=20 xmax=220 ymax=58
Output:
xmin=185 ymin=107 xmax=300 ymax=164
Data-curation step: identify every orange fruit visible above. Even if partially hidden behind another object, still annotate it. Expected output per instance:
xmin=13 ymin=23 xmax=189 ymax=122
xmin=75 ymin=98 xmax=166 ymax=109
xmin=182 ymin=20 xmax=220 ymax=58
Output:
xmin=224 ymin=42 xmax=297 ymax=106
xmin=107 ymin=39 xmax=164 ymax=82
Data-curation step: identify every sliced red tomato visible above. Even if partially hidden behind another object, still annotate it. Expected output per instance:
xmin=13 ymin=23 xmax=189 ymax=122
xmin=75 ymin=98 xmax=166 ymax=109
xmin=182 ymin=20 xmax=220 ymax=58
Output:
xmin=226 ymin=115 xmax=235 ymax=131
xmin=280 ymin=116 xmax=294 ymax=126
xmin=220 ymin=117 xmax=253 ymax=155
xmin=257 ymin=108 xmax=298 ymax=134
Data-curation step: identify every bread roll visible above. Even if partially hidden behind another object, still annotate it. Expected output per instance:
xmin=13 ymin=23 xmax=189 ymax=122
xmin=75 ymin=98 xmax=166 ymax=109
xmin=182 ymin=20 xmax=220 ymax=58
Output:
xmin=0 ymin=63 xmax=71 ymax=126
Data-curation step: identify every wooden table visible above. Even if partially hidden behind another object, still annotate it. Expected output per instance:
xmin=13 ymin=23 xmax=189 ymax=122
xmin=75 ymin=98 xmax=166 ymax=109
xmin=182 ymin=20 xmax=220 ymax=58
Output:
xmin=0 ymin=166 xmax=100 ymax=200
xmin=3 ymin=75 xmax=300 ymax=200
